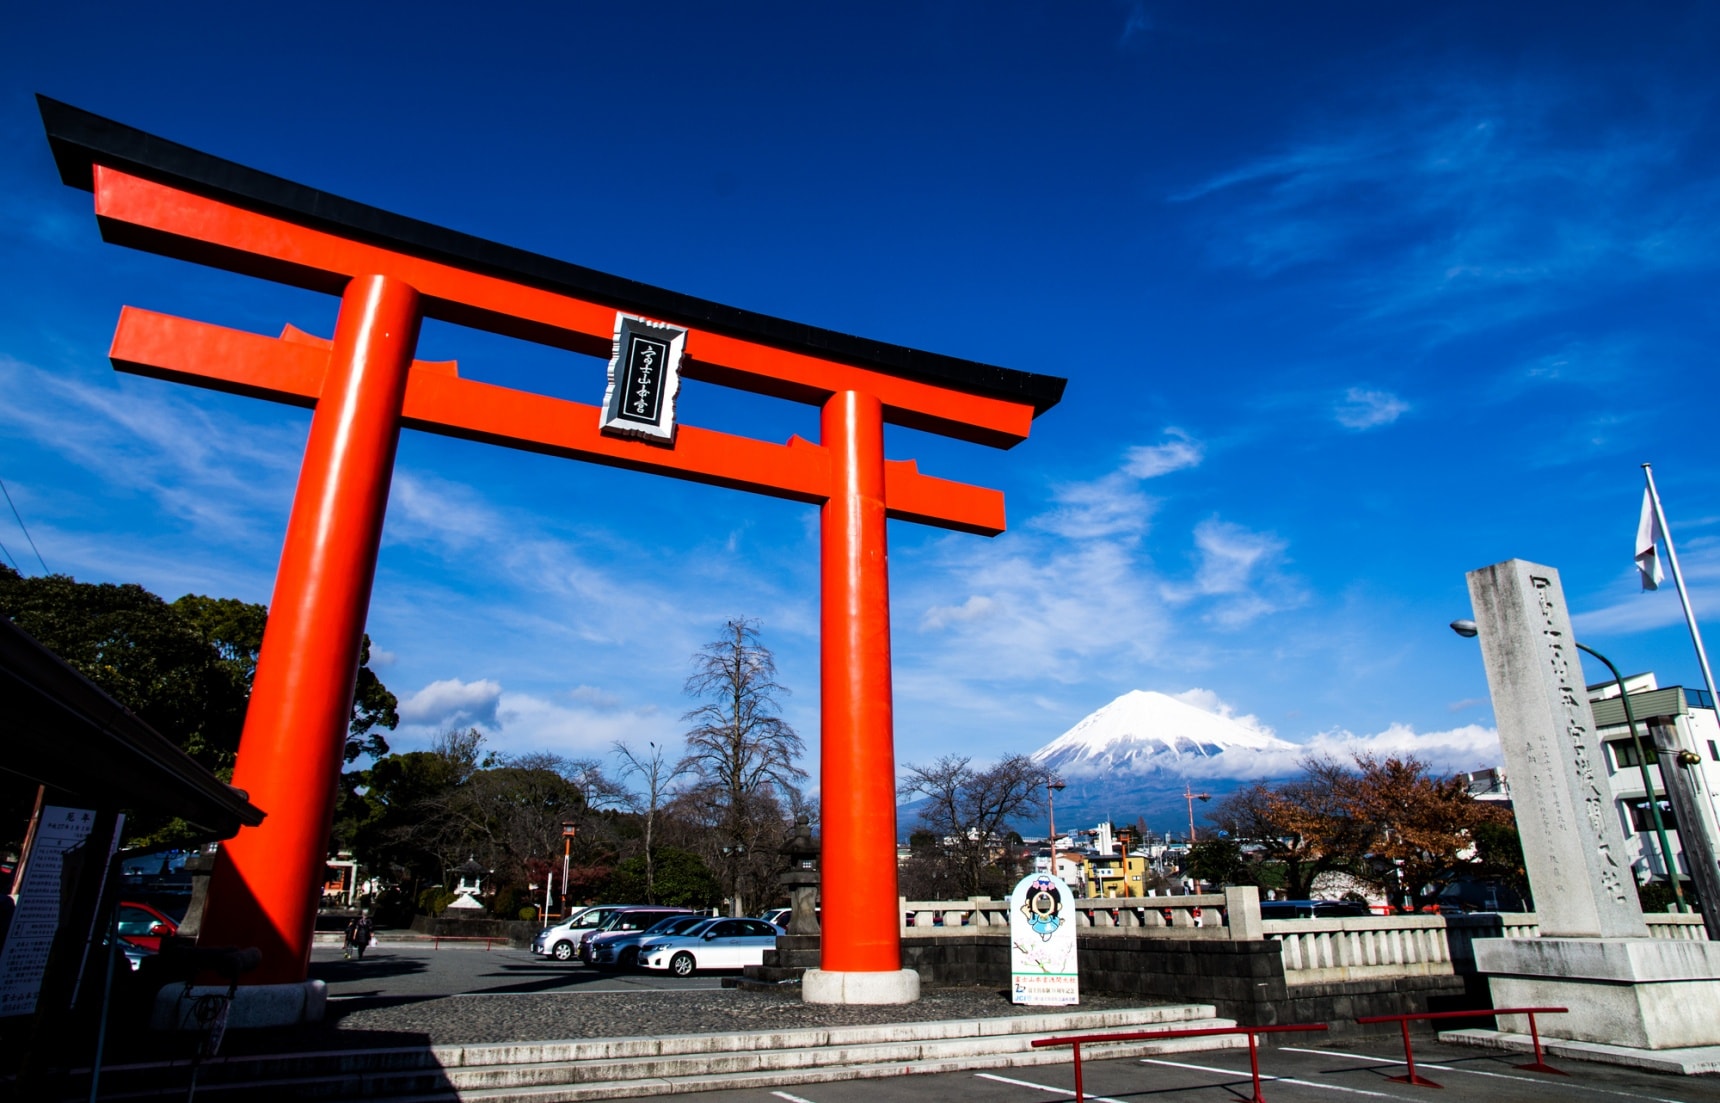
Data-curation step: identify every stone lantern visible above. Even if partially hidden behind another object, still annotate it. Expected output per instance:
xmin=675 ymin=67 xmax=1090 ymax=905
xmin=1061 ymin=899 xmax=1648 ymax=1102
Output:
xmin=736 ymin=814 xmax=821 ymax=990
xmin=779 ymin=814 xmax=821 ymax=936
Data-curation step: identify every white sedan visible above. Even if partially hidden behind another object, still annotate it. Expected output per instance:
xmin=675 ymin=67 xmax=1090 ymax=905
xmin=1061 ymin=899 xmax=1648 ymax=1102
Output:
xmin=638 ymin=917 xmax=784 ymax=976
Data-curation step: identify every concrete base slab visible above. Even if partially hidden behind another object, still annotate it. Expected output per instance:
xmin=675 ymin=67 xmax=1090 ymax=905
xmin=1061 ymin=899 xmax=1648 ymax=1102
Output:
xmin=802 ymin=968 xmax=921 ymax=1005
xmin=150 ymin=979 xmax=328 ymax=1030
xmin=1439 ymin=1028 xmax=1720 ymax=1076
xmin=1474 ymin=937 xmax=1720 ymax=1049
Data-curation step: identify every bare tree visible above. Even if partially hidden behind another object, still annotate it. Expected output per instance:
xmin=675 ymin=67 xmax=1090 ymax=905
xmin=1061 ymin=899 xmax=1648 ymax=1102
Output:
xmin=613 ymin=739 xmax=691 ymax=903
xmin=680 ymin=618 xmax=807 ymax=914
xmin=898 ymin=753 xmax=1048 ymax=897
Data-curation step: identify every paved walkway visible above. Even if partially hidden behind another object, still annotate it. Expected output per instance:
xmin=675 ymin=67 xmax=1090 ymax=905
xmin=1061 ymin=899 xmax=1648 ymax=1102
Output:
xmin=204 ymin=943 xmax=1153 ymax=1055
xmin=667 ymin=1037 xmax=1720 ymax=1103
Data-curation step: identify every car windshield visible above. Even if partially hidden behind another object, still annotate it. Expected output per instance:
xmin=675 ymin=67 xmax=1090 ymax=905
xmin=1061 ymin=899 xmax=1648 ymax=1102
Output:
xmin=645 ymin=914 xmax=701 ymax=935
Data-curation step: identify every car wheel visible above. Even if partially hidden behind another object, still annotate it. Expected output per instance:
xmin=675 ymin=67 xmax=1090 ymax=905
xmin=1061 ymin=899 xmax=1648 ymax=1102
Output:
xmin=551 ymin=941 xmax=574 ymax=961
xmin=620 ymin=947 xmax=638 ymax=969
xmin=669 ymin=951 xmax=696 ymax=978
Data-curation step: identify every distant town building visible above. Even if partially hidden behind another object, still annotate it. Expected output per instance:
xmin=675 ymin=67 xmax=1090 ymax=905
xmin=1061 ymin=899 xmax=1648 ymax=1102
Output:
xmin=1473 ymin=673 xmax=1720 ymax=885
xmin=1586 ymin=673 xmax=1720 ymax=884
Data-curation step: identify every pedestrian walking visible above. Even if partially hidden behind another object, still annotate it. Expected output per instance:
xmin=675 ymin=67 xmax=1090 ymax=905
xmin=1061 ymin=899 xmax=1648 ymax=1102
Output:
xmin=344 ymin=912 xmax=375 ymax=960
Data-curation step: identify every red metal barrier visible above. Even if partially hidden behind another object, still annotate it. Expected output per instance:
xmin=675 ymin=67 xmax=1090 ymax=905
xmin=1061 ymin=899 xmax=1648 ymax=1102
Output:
xmin=1031 ymin=1022 xmax=1330 ymax=1103
xmin=1354 ymin=1006 xmax=1570 ymax=1085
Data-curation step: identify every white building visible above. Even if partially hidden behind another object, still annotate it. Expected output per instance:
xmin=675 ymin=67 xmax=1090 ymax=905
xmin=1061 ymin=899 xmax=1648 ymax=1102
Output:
xmin=1587 ymin=674 xmax=1720 ymax=884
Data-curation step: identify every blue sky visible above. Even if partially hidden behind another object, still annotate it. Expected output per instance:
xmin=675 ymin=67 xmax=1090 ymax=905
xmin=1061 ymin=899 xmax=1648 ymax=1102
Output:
xmin=4 ymin=2 xmax=1719 ymax=799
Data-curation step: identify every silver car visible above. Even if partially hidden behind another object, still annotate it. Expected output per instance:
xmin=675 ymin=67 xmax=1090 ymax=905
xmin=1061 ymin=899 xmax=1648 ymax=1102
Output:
xmin=638 ymin=917 xmax=783 ymax=977
xmin=533 ymin=905 xmax=631 ymax=961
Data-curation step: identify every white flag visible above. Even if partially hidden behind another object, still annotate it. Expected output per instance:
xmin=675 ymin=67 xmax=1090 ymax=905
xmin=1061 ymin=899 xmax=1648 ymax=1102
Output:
xmin=1636 ymin=488 xmax=1664 ymax=591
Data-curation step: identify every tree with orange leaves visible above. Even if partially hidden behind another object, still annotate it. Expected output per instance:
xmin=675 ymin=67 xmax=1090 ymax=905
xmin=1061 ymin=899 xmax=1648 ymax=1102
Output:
xmin=1217 ymin=754 xmax=1516 ymax=907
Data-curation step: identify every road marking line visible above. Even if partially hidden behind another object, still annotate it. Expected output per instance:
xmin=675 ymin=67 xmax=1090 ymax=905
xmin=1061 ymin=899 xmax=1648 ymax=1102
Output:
xmin=974 ymin=1071 xmax=1130 ymax=1103
xmin=771 ymin=1092 xmax=820 ymax=1103
xmin=1138 ymin=1058 xmax=1395 ymax=1098
xmin=1281 ymin=1048 xmax=1413 ymax=1064
xmin=1275 ymin=1047 xmax=1687 ymax=1103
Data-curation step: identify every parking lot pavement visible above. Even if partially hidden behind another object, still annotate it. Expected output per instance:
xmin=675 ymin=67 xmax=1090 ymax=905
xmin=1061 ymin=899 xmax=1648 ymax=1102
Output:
xmin=309 ymin=943 xmax=727 ymax=1000
xmin=657 ymin=1037 xmax=1720 ymax=1103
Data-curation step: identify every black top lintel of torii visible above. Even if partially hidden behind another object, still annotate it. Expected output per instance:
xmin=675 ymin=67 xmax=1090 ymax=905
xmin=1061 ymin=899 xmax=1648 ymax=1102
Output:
xmin=38 ymin=95 xmax=1067 ymax=416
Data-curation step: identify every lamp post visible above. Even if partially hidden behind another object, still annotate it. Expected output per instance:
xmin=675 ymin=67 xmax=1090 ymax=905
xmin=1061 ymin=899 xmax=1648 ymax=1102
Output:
xmin=1451 ymin=619 xmax=1687 ymax=913
xmin=1047 ymin=776 xmax=1066 ymax=892
xmin=560 ymin=821 xmax=576 ymax=920
xmin=1183 ymin=781 xmax=1211 ymax=844
xmin=721 ymin=843 xmax=748 ymax=916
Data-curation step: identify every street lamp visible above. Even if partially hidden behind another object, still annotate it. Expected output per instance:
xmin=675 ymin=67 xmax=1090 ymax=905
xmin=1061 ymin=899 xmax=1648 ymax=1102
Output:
xmin=721 ymin=843 xmax=748 ymax=916
xmin=1047 ymin=776 xmax=1066 ymax=892
xmin=1450 ymin=619 xmax=1688 ymax=912
xmin=559 ymin=821 xmax=577 ymax=921
xmin=1183 ymin=780 xmax=1211 ymax=844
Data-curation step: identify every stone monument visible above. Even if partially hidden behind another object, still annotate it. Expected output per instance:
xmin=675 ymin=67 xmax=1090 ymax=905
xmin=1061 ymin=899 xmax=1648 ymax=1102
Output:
xmin=1465 ymin=559 xmax=1720 ymax=1052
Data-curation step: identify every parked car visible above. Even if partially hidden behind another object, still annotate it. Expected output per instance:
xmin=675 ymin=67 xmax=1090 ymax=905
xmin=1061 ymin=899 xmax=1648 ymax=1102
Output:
xmin=588 ymin=912 xmax=708 ymax=970
xmin=638 ymin=917 xmax=784 ymax=977
xmin=1258 ymin=899 xmax=1372 ymax=920
xmin=534 ymin=905 xmax=634 ymax=961
xmin=1436 ymin=879 xmax=1529 ymax=914
xmin=755 ymin=906 xmax=819 ymax=929
xmin=101 ymin=928 xmax=156 ymax=972
xmin=576 ymin=907 xmax=695 ymax=963
xmin=116 ymin=900 xmax=180 ymax=951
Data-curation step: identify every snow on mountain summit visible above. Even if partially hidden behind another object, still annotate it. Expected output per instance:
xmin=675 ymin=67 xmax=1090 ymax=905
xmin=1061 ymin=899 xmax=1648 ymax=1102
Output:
xmin=1030 ymin=689 xmax=1301 ymax=780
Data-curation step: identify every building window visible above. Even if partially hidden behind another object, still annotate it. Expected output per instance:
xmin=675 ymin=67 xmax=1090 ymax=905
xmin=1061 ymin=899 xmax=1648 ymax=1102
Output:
xmin=1626 ymin=799 xmax=1678 ymax=832
xmin=1610 ymin=740 xmax=1658 ymax=769
xmin=1710 ymin=739 xmax=1719 ymax=762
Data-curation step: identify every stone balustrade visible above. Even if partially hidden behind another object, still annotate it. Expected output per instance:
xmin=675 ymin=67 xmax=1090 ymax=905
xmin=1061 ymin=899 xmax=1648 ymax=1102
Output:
xmin=900 ymin=890 xmax=1239 ymax=937
xmin=1266 ymin=910 xmax=1705 ymax=983
xmin=899 ymin=890 xmax=1710 ymax=985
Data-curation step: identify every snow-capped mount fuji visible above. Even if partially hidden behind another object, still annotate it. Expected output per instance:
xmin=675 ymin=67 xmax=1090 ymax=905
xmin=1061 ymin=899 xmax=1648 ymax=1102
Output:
xmin=1025 ymin=690 xmax=1304 ymax=833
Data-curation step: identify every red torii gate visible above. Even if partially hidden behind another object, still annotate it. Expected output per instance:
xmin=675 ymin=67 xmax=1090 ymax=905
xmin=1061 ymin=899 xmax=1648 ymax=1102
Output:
xmin=39 ymin=97 xmax=1064 ymax=1002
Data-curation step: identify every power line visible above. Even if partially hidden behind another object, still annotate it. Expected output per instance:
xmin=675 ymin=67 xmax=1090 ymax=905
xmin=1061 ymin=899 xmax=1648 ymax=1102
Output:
xmin=0 ymin=477 xmax=48 ymax=574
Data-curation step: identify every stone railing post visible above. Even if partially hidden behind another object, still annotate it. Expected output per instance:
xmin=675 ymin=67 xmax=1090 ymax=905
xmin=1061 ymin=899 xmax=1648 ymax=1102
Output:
xmin=1224 ymin=885 xmax=1263 ymax=940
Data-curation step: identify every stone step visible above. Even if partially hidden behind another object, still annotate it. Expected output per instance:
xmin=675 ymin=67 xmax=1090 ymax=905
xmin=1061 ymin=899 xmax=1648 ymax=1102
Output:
xmin=437 ymin=1019 xmax=1246 ymax=1093
xmin=70 ymin=1003 xmax=1235 ymax=1101
xmin=441 ymin=1033 xmax=1248 ymax=1103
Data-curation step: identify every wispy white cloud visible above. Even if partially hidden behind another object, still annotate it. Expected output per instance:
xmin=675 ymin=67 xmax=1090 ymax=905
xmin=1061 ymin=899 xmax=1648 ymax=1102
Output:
xmin=1033 ymin=429 xmax=1202 ymax=541
xmin=1123 ymin=428 xmax=1204 ymax=478
xmin=1033 ymin=472 xmax=1156 ymax=541
xmin=0 ymin=354 xmax=302 ymax=545
xmin=1173 ymin=75 xmax=1720 ymax=339
xmin=902 ymin=431 xmax=1297 ymax=703
xmin=1114 ymin=1 xmax=1152 ymax=46
xmin=1334 ymin=387 xmax=1409 ymax=430
xmin=1163 ymin=518 xmax=1306 ymax=627
xmin=1574 ymin=536 xmax=1720 ymax=636
xmin=921 ymin=594 xmax=996 ymax=631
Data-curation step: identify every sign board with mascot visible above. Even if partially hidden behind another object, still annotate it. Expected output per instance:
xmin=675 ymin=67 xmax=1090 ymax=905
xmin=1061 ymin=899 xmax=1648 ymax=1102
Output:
xmin=1008 ymin=871 xmax=1078 ymax=1005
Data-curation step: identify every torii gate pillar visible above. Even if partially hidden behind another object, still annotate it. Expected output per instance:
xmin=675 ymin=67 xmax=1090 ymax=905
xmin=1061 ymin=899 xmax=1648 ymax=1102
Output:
xmin=200 ymin=275 xmax=421 ymax=978
xmin=809 ymin=390 xmax=916 ymax=1001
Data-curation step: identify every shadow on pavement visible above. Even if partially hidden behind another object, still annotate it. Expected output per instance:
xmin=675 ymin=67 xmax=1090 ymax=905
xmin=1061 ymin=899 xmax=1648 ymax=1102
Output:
xmin=310 ymin=956 xmax=430 ymax=985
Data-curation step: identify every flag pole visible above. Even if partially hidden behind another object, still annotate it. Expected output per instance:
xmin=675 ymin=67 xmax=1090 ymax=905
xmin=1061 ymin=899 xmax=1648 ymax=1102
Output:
xmin=1643 ymin=463 xmax=1720 ymax=713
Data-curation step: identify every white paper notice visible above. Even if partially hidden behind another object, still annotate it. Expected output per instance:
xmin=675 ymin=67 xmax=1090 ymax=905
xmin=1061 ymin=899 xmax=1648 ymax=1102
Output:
xmin=0 ymin=806 xmax=99 ymax=1018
